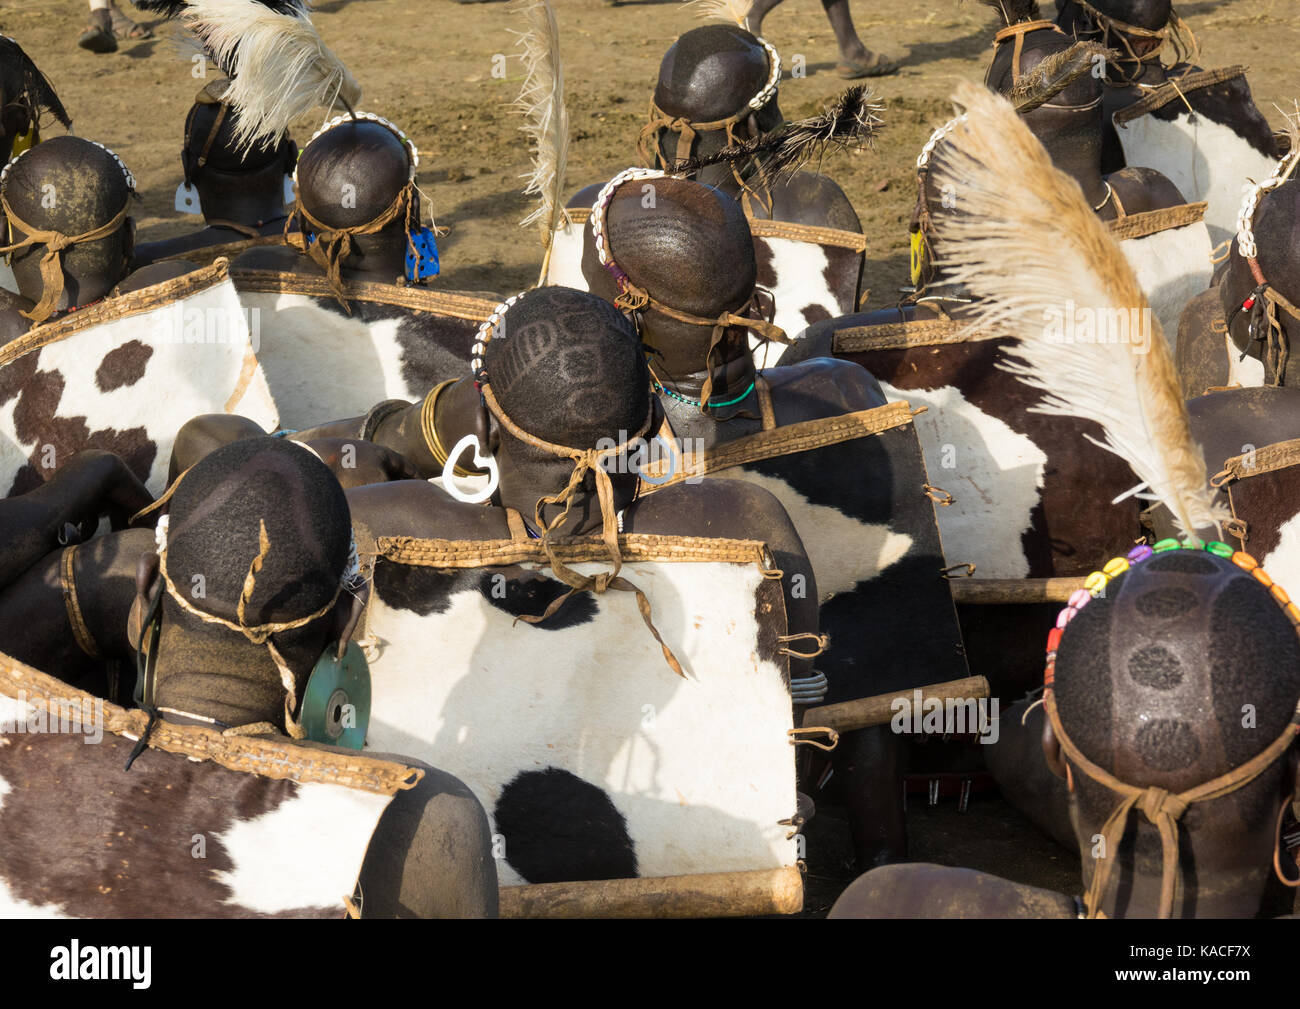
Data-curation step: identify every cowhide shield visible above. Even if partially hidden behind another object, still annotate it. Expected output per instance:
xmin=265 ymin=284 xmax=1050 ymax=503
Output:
xmin=1110 ymin=204 xmax=1215 ymax=347
xmin=829 ymin=316 xmax=1137 ymax=580
xmin=1199 ymin=439 xmax=1300 ymax=598
xmin=542 ymin=209 xmax=865 ymax=367
xmin=637 ymin=399 xmax=969 ymax=703
xmin=0 ymin=260 xmax=278 ymax=497
xmin=0 ymin=652 xmax=417 ymax=918
xmin=230 ymin=269 xmax=498 ymax=430
xmin=1113 ymin=67 xmax=1279 ymax=247
xmin=360 ymin=534 xmax=800 ymax=904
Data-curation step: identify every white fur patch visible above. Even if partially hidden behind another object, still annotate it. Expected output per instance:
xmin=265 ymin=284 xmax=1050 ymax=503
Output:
xmin=1262 ymin=512 xmax=1300 ymax=600
xmin=1117 ymin=112 xmax=1278 ymax=248
xmin=879 ymin=380 xmax=1046 ymax=579
xmin=1225 ymin=333 xmax=1267 ymax=388
xmin=753 ymin=237 xmax=840 ymax=368
xmin=237 ymin=292 xmax=416 ymax=430
xmin=366 ymin=558 xmax=797 ymax=887
xmin=1119 ymin=222 xmax=1215 ymax=352
xmin=212 ymin=781 xmax=392 ymax=914
xmin=712 ymin=468 xmax=912 ymax=599
xmin=542 ymin=220 xmax=591 ymax=292
xmin=0 ymin=261 xmax=16 ymax=295
xmin=0 ymin=278 xmax=278 ymax=495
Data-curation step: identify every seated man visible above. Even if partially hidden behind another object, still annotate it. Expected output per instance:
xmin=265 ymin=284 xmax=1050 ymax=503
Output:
xmin=0 ymin=136 xmax=196 ymax=340
xmin=0 ymin=436 xmax=497 ymax=917
xmin=1056 ymin=0 xmax=1279 ymax=219
xmin=550 ymin=22 xmax=868 ymax=340
xmin=840 ymin=542 xmax=1300 ymax=918
xmin=295 ymin=286 xmax=822 ymax=670
xmin=234 ymin=112 xmax=439 ymax=297
xmin=133 ymin=79 xmax=297 ymax=269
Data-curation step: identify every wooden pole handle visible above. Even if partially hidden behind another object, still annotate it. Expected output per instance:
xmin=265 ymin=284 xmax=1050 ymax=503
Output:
xmin=802 ymin=674 xmax=992 ymax=734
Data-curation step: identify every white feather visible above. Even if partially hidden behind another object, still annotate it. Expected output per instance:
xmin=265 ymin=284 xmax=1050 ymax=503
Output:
xmin=509 ymin=0 xmax=569 ymax=271
xmin=176 ymin=0 xmax=361 ymax=152
xmin=684 ymin=0 xmax=754 ymax=29
xmin=929 ymin=82 xmax=1226 ymax=542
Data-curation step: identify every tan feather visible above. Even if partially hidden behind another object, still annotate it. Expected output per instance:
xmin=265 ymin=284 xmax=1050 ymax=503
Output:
xmin=1009 ymin=42 xmax=1114 ymax=113
xmin=684 ymin=0 xmax=754 ymax=29
xmin=929 ymin=82 xmax=1226 ymax=542
xmin=509 ymin=0 xmax=569 ymax=284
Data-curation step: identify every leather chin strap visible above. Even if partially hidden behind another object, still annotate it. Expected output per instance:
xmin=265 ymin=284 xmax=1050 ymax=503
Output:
xmin=0 ymin=193 xmax=129 ymax=325
xmin=1046 ymin=689 xmax=1300 ymax=918
xmin=614 ymin=281 xmax=785 ymax=412
xmin=637 ymin=102 xmax=770 ymax=209
xmin=478 ymin=380 xmax=685 ymax=677
xmin=284 ymin=178 xmax=418 ymax=311
xmin=1072 ymin=0 xmax=1199 ymax=80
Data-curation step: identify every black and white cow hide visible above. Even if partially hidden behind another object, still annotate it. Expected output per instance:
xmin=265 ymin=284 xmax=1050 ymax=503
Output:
xmin=638 ymin=400 xmax=969 ymax=704
xmin=543 ymin=209 xmax=865 ymax=366
xmin=1113 ymin=67 xmax=1280 ymax=247
xmin=1147 ymin=386 xmax=1300 ymax=600
xmin=361 ymin=538 xmax=801 ymax=894
xmin=0 ymin=663 xmax=408 ymax=918
xmin=0 ymin=262 xmax=278 ymax=497
xmin=791 ymin=315 xmax=1140 ymax=582
xmin=1111 ymin=204 xmax=1215 ymax=347
xmin=230 ymin=270 xmax=498 ymax=430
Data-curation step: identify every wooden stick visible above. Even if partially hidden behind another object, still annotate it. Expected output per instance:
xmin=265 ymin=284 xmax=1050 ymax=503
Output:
xmin=498 ymin=865 xmax=803 ymax=918
xmin=947 ymin=577 xmax=1087 ymax=605
xmin=802 ymin=675 xmax=991 ymax=734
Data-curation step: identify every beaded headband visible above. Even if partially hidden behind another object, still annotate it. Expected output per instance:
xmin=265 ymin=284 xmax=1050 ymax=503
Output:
xmin=916 ymin=115 xmax=967 ymax=172
xmin=591 ymin=167 xmax=668 ymax=281
xmin=1044 ymin=539 xmax=1300 ymax=687
xmin=2 ymin=138 xmax=135 ymax=193
xmin=296 ymin=111 xmax=419 ymax=186
xmin=1236 ymin=143 xmax=1300 ymax=262
xmin=470 ymin=292 xmax=525 ymax=385
xmin=748 ymin=38 xmax=783 ymax=112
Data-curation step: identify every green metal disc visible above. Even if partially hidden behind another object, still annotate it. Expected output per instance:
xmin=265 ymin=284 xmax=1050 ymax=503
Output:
xmin=299 ymin=641 xmax=371 ymax=750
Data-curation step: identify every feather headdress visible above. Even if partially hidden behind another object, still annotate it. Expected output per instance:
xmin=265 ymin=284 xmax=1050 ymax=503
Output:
xmin=131 ymin=0 xmax=360 ymax=152
xmin=684 ymin=0 xmax=754 ymax=29
xmin=976 ymin=0 xmax=1041 ymax=27
xmin=929 ymin=82 xmax=1226 ymax=542
xmin=0 ymin=35 xmax=71 ymax=133
xmin=1009 ymin=41 xmax=1113 ymax=113
xmin=670 ymin=85 xmax=884 ymax=187
xmin=508 ymin=0 xmax=569 ymax=286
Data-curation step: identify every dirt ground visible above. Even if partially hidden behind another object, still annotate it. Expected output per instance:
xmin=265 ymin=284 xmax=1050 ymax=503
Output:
xmin=5 ymin=0 xmax=1299 ymax=298
xmin=3 ymin=0 xmax=1298 ymax=916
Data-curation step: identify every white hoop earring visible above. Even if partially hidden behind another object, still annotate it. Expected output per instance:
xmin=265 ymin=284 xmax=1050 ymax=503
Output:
xmin=441 ymin=434 xmax=499 ymax=504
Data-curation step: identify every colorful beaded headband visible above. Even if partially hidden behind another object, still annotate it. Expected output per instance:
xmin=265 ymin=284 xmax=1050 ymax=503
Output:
xmin=470 ymin=293 xmax=525 ymax=385
xmin=297 ymin=111 xmax=419 ymax=186
xmin=2 ymin=138 xmax=135 ymax=193
xmin=1044 ymin=539 xmax=1300 ymax=687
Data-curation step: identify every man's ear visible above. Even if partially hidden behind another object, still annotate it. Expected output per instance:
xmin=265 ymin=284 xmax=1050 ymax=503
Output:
xmin=1042 ymin=715 xmax=1067 ymax=781
xmin=127 ymin=550 xmax=161 ymax=649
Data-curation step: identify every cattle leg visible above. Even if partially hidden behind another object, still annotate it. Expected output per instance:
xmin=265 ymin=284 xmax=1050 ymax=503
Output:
xmin=836 ymin=724 xmax=907 ymax=869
